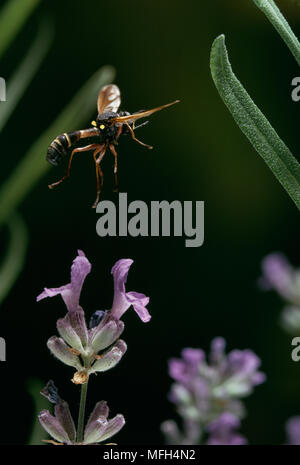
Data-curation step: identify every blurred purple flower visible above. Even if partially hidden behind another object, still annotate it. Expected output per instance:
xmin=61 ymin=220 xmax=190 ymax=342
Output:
xmin=206 ymin=413 xmax=247 ymax=445
xmin=285 ymin=416 xmax=300 ymax=445
xmin=260 ymin=253 xmax=300 ymax=333
xmin=260 ymin=253 xmax=293 ymax=300
xmin=162 ymin=338 xmax=265 ymax=445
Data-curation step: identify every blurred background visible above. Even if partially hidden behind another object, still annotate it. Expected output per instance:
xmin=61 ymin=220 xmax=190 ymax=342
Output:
xmin=1 ymin=0 xmax=300 ymax=445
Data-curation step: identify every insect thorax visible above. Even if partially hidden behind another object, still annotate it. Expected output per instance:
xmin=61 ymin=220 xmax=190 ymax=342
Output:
xmin=96 ymin=111 xmax=120 ymax=142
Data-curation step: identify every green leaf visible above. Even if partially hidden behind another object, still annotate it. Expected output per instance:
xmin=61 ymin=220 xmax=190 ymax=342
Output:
xmin=210 ymin=35 xmax=300 ymax=210
xmin=253 ymin=0 xmax=300 ymax=67
xmin=0 ymin=0 xmax=40 ymax=59
xmin=0 ymin=65 xmax=115 ymax=227
xmin=0 ymin=213 xmax=28 ymax=304
xmin=0 ymin=22 xmax=53 ymax=131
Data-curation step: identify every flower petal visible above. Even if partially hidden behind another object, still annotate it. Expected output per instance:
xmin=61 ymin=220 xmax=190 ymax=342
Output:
xmin=55 ymin=400 xmax=76 ymax=443
xmin=57 ymin=317 xmax=84 ymax=353
xmin=90 ymin=320 xmax=124 ymax=353
xmin=110 ymin=259 xmax=133 ymax=319
xmin=38 ymin=410 xmax=71 ymax=444
xmin=98 ymin=414 xmax=125 ymax=442
xmin=37 ymin=251 xmax=91 ymax=312
xmin=65 ymin=309 xmax=88 ymax=348
xmin=85 ymin=401 xmax=109 ymax=432
xmin=110 ymin=259 xmax=151 ymax=322
xmin=91 ymin=340 xmax=127 ymax=373
xmin=83 ymin=418 xmax=108 ymax=445
xmin=47 ymin=336 xmax=82 ymax=369
xmin=126 ymin=291 xmax=151 ymax=322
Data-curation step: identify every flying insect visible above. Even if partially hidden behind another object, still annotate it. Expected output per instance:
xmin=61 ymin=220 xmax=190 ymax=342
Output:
xmin=46 ymin=84 xmax=179 ymax=208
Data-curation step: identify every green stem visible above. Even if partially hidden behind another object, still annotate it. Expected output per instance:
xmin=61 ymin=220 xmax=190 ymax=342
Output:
xmin=253 ymin=0 xmax=300 ymax=67
xmin=77 ymin=381 xmax=88 ymax=444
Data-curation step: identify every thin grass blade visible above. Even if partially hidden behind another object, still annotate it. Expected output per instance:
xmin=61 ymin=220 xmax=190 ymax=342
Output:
xmin=0 ymin=0 xmax=40 ymax=59
xmin=0 ymin=22 xmax=53 ymax=131
xmin=0 ymin=213 xmax=28 ymax=304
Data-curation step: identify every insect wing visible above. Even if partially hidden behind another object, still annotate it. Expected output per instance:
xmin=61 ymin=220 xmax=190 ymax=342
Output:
xmin=97 ymin=84 xmax=121 ymax=114
xmin=110 ymin=100 xmax=180 ymax=124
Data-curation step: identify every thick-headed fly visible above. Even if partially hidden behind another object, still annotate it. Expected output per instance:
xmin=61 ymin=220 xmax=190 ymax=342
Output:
xmin=46 ymin=84 xmax=179 ymax=207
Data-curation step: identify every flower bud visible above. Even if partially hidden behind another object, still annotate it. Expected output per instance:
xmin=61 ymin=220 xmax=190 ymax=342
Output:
xmin=91 ymin=340 xmax=127 ymax=373
xmin=38 ymin=410 xmax=71 ymax=444
xmin=47 ymin=336 xmax=82 ymax=370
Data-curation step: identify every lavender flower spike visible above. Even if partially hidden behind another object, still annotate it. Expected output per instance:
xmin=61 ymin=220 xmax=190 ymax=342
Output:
xmin=162 ymin=338 xmax=265 ymax=445
xmin=110 ymin=259 xmax=151 ymax=322
xmin=37 ymin=250 xmax=91 ymax=312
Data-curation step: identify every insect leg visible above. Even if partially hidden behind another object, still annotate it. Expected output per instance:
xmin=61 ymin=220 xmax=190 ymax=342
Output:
xmin=115 ymin=124 xmax=123 ymax=140
xmin=92 ymin=145 xmax=106 ymax=208
xmin=48 ymin=144 xmax=100 ymax=189
xmin=124 ymin=121 xmax=153 ymax=149
xmin=109 ymin=143 xmax=119 ymax=192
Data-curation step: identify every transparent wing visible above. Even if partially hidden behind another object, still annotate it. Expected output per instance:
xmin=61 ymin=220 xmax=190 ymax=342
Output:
xmin=97 ymin=84 xmax=121 ymax=114
xmin=110 ymin=100 xmax=180 ymax=124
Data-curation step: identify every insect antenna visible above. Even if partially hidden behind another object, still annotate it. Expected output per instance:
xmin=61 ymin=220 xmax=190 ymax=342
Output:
xmin=133 ymin=120 xmax=149 ymax=130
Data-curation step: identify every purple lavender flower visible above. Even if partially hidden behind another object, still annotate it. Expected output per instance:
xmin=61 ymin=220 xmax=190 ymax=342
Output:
xmin=161 ymin=338 xmax=265 ymax=445
xmin=37 ymin=252 xmax=150 ymax=445
xmin=260 ymin=253 xmax=300 ymax=333
xmin=37 ymin=251 xmax=150 ymax=384
xmin=39 ymin=381 xmax=125 ymax=445
xmin=206 ymin=413 xmax=247 ymax=445
xmin=37 ymin=251 xmax=150 ymax=322
xmin=285 ymin=416 xmax=300 ymax=445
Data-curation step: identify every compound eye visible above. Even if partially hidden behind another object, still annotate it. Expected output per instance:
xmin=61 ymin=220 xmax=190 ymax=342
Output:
xmin=99 ymin=124 xmax=105 ymax=130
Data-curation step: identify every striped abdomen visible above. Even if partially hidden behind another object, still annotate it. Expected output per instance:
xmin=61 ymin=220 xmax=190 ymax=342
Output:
xmin=46 ymin=128 xmax=100 ymax=166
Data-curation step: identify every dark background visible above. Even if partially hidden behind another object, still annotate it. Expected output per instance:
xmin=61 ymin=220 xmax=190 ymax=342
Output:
xmin=1 ymin=0 xmax=300 ymax=445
